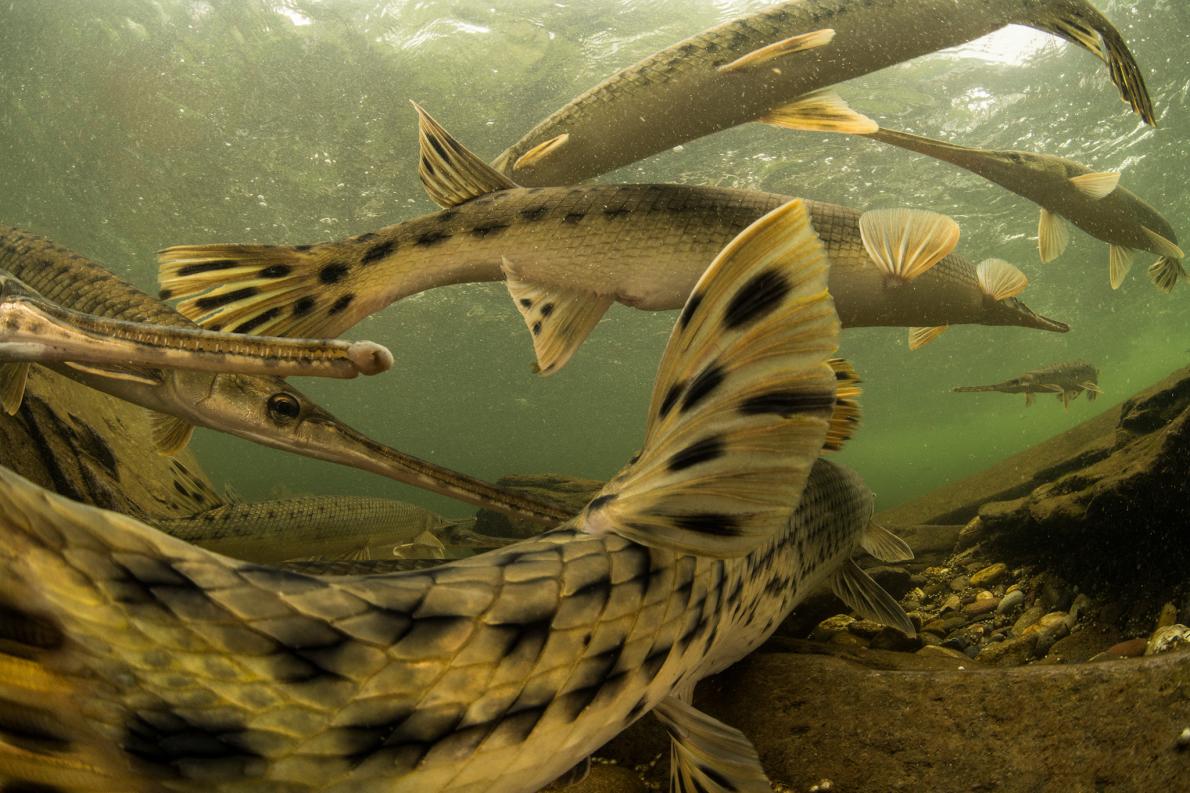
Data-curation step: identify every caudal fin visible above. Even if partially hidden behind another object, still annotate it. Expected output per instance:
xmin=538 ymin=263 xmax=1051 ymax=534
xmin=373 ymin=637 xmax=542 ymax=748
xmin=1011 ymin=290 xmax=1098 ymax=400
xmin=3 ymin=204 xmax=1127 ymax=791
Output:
xmin=580 ymin=199 xmax=841 ymax=558
xmin=1029 ymin=0 xmax=1155 ymax=124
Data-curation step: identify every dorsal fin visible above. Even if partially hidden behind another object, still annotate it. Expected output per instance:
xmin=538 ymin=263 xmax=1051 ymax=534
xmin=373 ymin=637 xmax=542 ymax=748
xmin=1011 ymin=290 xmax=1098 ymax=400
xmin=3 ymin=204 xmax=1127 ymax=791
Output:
xmin=411 ymin=101 xmax=519 ymax=208
xmin=976 ymin=258 xmax=1028 ymax=301
xmin=579 ymin=199 xmax=839 ymax=558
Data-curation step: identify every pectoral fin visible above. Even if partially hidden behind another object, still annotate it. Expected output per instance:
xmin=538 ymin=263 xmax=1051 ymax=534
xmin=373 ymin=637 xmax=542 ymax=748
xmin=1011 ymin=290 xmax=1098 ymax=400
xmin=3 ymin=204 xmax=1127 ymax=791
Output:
xmin=150 ymin=412 xmax=195 ymax=456
xmin=512 ymin=133 xmax=570 ymax=172
xmin=1068 ymin=171 xmax=1120 ymax=199
xmin=908 ymin=326 xmax=947 ymax=350
xmin=1025 ymin=391 xmax=1035 ymax=407
xmin=0 ymin=362 xmax=30 ymax=415
xmin=1038 ymin=208 xmax=1069 ymax=263
xmin=579 ymin=200 xmax=840 ymax=558
xmin=860 ymin=521 xmax=914 ymax=562
xmin=759 ymin=89 xmax=879 ymax=134
xmin=859 ymin=208 xmax=960 ymax=284
xmin=1146 ymin=257 xmax=1185 ymax=293
xmin=501 ymin=260 xmax=614 ymax=375
xmin=976 ymin=258 xmax=1028 ymax=301
xmin=717 ymin=28 xmax=834 ymax=74
xmin=654 ymin=694 xmax=772 ymax=793
xmin=1108 ymin=245 xmax=1134 ymax=289
xmin=831 ymin=558 xmax=915 ymax=636
xmin=1140 ymin=226 xmax=1184 ymax=260
xmin=411 ymin=101 xmax=519 ymax=208
xmin=62 ymin=361 xmax=163 ymax=386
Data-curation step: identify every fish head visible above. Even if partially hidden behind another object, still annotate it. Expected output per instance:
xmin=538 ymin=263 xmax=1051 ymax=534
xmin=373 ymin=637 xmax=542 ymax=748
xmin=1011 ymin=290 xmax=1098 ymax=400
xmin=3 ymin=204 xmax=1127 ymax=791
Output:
xmin=966 ymin=148 xmax=1070 ymax=185
xmin=982 ymin=295 xmax=1070 ymax=333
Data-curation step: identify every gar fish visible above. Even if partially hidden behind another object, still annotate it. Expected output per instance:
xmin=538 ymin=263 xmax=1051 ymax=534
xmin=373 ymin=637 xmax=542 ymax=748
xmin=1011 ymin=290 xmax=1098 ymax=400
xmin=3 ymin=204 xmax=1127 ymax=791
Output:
xmin=0 ymin=270 xmax=392 ymax=416
xmin=159 ymin=105 xmax=1067 ymax=374
xmin=490 ymin=0 xmax=1154 ymax=186
xmin=0 ymin=225 xmax=569 ymax=526
xmin=0 ymin=199 xmax=913 ymax=793
xmin=953 ymin=359 xmax=1101 ymax=407
xmin=863 ymin=128 xmax=1185 ymax=291
xmin=151 ymin=495 xmax=464 ymax=564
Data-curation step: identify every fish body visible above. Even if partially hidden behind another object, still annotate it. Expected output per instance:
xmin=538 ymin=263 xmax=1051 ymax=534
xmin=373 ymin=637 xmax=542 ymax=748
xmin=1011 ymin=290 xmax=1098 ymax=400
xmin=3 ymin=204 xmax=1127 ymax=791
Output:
xmin=0 ymin=226 xmax=570 ymax=525
xmin=160 ymin=184 xmax=1066 ymax=364
xmin=953 ymin=359 xmax=1101 ymax=407
xmin=491 ymin=0 xmax=1153 ymax=185
xmin=0 ymin=199 xmax=914 ymax=792
xmin=866 ymin=129 xmax=1184 ymax=289
xmin=153 ymin=495 xmax=456 ymax=564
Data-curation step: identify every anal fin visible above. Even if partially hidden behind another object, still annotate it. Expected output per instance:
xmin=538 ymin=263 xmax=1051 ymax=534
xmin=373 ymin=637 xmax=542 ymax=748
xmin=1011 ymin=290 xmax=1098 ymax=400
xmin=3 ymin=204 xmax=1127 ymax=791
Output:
xmin=831 ymin=558 xmax=915 ymax=636
xmin=653 ymin=694 xmax=772 ymax=793
xmin=1109 ymin=244 xmax=1134 ymax=289
xmin=150 ymin=412 xmax=195 ymax=456
xmin=0 ymin=362 xmax=30 ymax=415
xmin=759 ymin=89 xmax=879 ymax=134
xmin=717 ymin=28 xmax=834 ymax=74
xmin=1140 ymin=226 xmax=1184 ymax=260
xmin=1068 ymin=171 xmax=1120 ymax=199
xmin=1038 ymin=208 xmax=1069 ymax=263
xmin=501 ymin=259 xmax=614 ymax=375
xmin=908 ymin=326 xmax=947 ymax=351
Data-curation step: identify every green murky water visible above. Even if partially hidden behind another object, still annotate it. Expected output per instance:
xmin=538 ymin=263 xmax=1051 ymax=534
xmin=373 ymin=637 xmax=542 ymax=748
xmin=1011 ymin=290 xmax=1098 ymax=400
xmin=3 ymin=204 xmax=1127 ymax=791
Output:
xmin=1 ymin=0 xmax=1185 ymax=518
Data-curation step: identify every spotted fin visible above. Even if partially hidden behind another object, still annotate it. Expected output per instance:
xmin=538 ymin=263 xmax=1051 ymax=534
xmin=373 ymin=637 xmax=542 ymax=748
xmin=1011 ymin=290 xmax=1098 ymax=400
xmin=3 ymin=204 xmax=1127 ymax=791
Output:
xmin=1147 ymin=257 xmax=1185 ymax=293
xmin=831 ymin=558 xmax=915 ymax=636
xmin=512 ymin=133 xmax=570 ymax=173
xmin=1068 ymin=171 xmax=1120 ymax=199
xmin=1140 ymin=227 xmax=1184 ymax=260
xmin=759 ymin=89 xmax=879 ymax=134
xmin=0 ymin=362 xmax=30 ymax=415
xmin=976 ymin=258 xmax=1028 ymax=301
xmin=62 ymin=361 xmax=163 ymax=386
xmin=824 ymin=357 xmax=861 ymax=452
xmin=412 ymin=101 xmax=519 ymax=208
xmin=908 ymin=326 xmax=947 ymax=351
xmin=860 ymin=521 xmax=914 ymax=563
xmin=581 ymin=199 xmax=839 ymax=557
xmin=654 ymin=694 xmax=771 ymax=793
xmin=1038 ymin=208 xmax=1069 ymax=263
xmin=158 ymin=243 xmax=369 ymax=338
xmin=718 ymin=28 xmax=834 ymax=74
xmin=859 ymin=208 xmax=960 ymax=284
xmin=501 ymin=258 xmax=614 ymax=375
xmin=150 ymin=411 xmax=194 ymax=456
xmin=1109 ymin=244 xmax=1134 ymax=289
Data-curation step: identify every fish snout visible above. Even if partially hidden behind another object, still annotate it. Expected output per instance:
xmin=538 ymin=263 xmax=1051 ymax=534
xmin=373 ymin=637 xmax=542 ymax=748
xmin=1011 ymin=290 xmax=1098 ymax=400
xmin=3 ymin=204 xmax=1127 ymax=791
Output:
xmin=995 ymin=297 xmax=1069 ymax=333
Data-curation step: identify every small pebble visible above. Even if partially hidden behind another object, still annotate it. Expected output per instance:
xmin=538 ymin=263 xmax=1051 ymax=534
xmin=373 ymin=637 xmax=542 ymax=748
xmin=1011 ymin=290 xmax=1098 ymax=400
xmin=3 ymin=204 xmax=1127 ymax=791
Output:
xmin=949 ymin=576 xmax=970 ymax=593
xmin=996 ymin=589 xmax=1026 ymax=614
xmin=970 ymin=562 xmax=1008 ymax=587
xmin=1146 ymin=624 xmax=1190 ymax=656
xmin=1177 ymin=727 xmax=1190 ymax=751
xmin=847 ymin=619 xmax=885 ymax=639
xmin=941 ymin=594 xmax=962 ymax=613
xmin=1157 ymin=601 xmax=1178 ymax=630
xmin=809 ymin=779 xmax=833 ymax=792
xmin=1012 ymin=605 xmax=1044 ymax=636
xmin=964 ymin=598 xmax=999 ymax=616
xmin=810 ymin=614 xmax=854 ymax=642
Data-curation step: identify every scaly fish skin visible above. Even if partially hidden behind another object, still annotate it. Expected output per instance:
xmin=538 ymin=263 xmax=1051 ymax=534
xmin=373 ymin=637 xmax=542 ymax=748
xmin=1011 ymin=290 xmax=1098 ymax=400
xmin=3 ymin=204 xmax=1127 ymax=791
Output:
xmin=161 ymin=184 xmax=1066 ymax=340
xmin=153 ymin=495 xmax=456 ymax=563
xmin=491 ymin=0 xmax=1153 ymax=185
xmin=0 ymin=456 xmax=875 ymax=793
xmin=0 ymin=225 xmax=570 ymax=525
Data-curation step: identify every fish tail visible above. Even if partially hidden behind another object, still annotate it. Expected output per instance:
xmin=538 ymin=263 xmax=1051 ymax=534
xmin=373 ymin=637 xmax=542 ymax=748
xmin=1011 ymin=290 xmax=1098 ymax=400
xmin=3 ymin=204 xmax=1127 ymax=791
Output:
xmin=1147 ymin=257 xmax=1185 ymax=294
xmin=1028 ymin=0 xmax=1155 ymax=124
xmin=158 ymin=241 xmax=383 ymax=338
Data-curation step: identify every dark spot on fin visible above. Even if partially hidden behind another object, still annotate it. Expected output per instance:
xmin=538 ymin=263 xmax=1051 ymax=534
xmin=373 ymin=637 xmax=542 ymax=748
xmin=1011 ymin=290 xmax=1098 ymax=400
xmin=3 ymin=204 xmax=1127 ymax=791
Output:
xmin=679 ymin=292 xmax=703 ymax=330
xmin=361 ymin=240 xmax=395 ymax=265
xmin=178 ymin=260 xmax=236 ymax=277
xmin=319 ymin=263 xmax=349 ymax=284
xmin=329 ymin=294 xmax=355 ymax=315
xmin=233 ymin=308 xmax=280 ymax=333
xmin=293 ymin=297 xmax=316 ymax=316
xmin=668 ymin=436 xmax=725 ymax=472
xmin=195 ymin=287 xmax=258 ymax=311
xmin=681 ymin=364 xmax=725 ymax=413
xmin=724 ymin=269 xmax=791 ymax=329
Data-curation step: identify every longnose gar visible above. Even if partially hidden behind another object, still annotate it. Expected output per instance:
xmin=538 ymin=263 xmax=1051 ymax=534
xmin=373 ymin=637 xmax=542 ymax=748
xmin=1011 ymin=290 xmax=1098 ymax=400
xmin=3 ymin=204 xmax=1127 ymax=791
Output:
xmin=0 ymin=200 xmax=913 ymax=793
xmin=864 ymin=129 xmax=1184 ymax=291
xmin=0 ymin=226 xmax=569 ymax=525
xmin=151 ymin=495 xmax=462 ymax=564
xmin=953 ymin=359 xmax=1101 ymax=407
xmin=0 ymin=271 xmax=392 ymax=416
xmin=490 ymin=0 xmax=1154 ymax=186
xmin=159 ymin=106 xmax=1067 ymax=374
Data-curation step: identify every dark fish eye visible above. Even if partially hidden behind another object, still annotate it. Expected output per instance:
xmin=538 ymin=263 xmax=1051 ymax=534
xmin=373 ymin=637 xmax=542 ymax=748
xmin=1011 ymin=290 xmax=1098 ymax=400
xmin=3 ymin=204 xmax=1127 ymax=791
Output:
xmin=266 ymin=392 xmax=302 ymax=423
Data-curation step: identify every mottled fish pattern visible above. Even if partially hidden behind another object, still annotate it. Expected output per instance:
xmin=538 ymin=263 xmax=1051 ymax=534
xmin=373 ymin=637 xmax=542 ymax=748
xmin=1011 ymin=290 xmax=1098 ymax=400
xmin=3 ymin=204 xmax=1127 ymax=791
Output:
xmin=953 ymin=360 xmax=1101 ymax=408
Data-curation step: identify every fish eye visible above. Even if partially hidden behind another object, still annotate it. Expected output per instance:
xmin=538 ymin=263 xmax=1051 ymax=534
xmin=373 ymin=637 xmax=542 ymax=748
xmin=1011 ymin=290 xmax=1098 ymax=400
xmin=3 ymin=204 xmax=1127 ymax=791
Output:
xmin=266 ymin=392 xmax=302 ymax=423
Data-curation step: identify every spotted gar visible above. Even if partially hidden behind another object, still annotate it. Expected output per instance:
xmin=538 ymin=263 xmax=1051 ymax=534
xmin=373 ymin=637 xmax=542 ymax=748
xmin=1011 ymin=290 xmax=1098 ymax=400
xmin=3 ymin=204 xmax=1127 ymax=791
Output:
xmin=0 ymin=226 xmax=569 ymax=525
xmin=0 ymin=200 xmax=914 ymax=792
xmin=490 ymin=0 xmax=1154 ymax=186
xmin=152 ymin=495 xmax=461 ymax=564
xmin=864 ymin=129 xmax=1184 ymax=291
xmin=953 ymin=359 xmax=1101 ymax=407
xmin=159 ymin=105 xmax=1068 ymax=374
